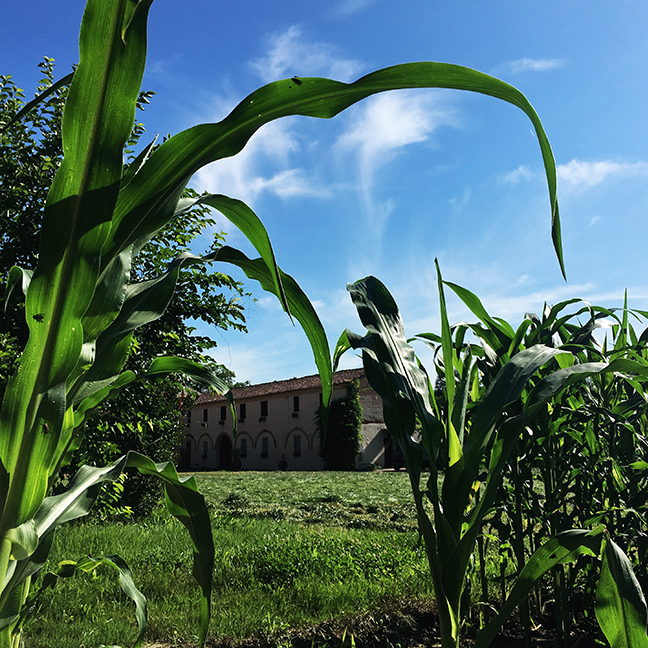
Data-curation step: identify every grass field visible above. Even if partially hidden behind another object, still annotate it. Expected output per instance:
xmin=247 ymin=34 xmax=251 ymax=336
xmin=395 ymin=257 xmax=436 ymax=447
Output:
xmin=24 ymin=471 xmax=435 ymax=648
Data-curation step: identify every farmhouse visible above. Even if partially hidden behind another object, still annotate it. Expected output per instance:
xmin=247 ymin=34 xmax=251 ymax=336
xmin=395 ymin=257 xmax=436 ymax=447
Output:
xmin=180 ymin=368 xmax=392 ymax=471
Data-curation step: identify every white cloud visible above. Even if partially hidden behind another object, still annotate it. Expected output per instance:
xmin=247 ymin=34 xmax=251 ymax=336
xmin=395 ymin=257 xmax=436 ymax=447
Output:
xmin=499 ymin=159 xmax=648 ymax=191
xmin=250 ymin=25 xmax=364 ymax=83
xmin=335 ymin=91 xmax=459 ymax=260
xmin=194 ymin=119 xmax=330 ymax=205
xmin=498 ymin=164 xmax=536 ymax=185
xmin=509 ymin=58 xmax=566 ymax=73
xmin=338 ymin=91 xmax=454 ymax=157
xmin=557 ymin=158 xmax=648 ymax=188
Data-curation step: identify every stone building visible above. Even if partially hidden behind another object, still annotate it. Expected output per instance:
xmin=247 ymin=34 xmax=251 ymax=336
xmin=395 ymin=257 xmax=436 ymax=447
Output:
xmin=180 ymin=368 xmax=389 ymax=471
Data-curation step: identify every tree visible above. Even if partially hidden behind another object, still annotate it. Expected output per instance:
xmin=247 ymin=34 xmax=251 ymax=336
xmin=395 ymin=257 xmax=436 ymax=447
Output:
xmin=0 ymin=60 xmax=250 ymax=515
xmin=0 ymin=59 xmax=64 ymax=349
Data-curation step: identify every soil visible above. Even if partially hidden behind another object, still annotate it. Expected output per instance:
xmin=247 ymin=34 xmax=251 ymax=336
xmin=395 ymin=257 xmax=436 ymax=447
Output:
xmin=146 ymin=599 xmax=604 ymax=648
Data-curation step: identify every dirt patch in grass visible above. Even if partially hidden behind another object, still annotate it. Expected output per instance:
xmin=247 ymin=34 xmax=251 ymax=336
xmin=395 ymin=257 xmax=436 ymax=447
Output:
xmin=145 ymin=599 xmax=603 ymax=648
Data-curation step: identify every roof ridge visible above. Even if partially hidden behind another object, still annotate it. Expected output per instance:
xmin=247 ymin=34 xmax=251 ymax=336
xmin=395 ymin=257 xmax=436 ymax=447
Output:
xmin=194 ymin=367 xmax=365 ymax=405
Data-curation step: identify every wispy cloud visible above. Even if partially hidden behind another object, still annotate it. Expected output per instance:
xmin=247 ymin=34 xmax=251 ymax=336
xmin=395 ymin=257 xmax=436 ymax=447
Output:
xmin=335 ymin=91 xmax=459 ymax=263
xmin=508 ymin=58 xmax=566 ymax=73
xmin=194 ymin=119 xmax=330 ymax=206
xmin=250 ymin=25 xmax=365 ymax=83
xmin=557 ymin=158 xmax=648 ymax=188
xmin=332 ymin=0 xmax=378 ymax=17
xmin=499 ymin=159 xmax=648 ymax=191
xmin=498 ymin=164 xmax=536 ymax=185
xmin=449 ymin=187 xmax=472 ymax=213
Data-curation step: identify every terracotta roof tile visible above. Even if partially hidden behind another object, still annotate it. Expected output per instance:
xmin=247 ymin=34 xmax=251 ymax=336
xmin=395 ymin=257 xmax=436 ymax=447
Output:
xmin=195 ymin=368 xmax=365 ymax=405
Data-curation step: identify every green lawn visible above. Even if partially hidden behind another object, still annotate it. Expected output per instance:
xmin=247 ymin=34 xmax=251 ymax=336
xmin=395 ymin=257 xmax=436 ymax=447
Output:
xmin=24 ymin=471 xmax=433 ymax=648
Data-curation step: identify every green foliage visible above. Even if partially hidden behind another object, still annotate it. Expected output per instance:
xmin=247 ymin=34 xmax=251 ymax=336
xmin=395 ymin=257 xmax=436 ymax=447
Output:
xmin=342 ymin=273 xmax=648 ymax=647
xmin=0 ymin=0 xmax=571 ymax=645
xmin=440 ymin=285 xmax=648 ymax=645
xmin=0 ymin=59 xmax=251 ymax=518
xmin=319 ymin=379 xmax=363 ymax=470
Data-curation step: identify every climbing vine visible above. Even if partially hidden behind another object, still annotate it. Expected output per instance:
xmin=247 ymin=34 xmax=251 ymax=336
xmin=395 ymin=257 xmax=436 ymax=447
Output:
xmin=318 ymin=379 xmax=363 ymax=470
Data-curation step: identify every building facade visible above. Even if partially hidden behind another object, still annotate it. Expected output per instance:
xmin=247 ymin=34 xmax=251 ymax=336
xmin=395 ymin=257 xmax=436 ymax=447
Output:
xmin=180 ymin=368 xmax=389 ymax=471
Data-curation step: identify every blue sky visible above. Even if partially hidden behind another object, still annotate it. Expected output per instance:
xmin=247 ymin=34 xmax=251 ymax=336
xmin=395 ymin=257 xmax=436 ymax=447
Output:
xmin=4 ymin=1 xmax=648 ymax=385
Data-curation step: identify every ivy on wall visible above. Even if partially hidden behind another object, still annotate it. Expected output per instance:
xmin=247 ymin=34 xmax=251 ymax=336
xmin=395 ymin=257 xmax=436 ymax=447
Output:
xmin=317 ymin=379 xmax=363 ymax=470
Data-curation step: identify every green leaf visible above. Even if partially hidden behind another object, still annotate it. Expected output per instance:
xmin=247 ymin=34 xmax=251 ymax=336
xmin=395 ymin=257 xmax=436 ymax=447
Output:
xmin=0 ymin=72 xmax=74 ymax=135
xmin=444 ymin=279 xmax=515 ymax=342
xmin=5 ymin=521 xmax=37 ymax=561
xmin=596 ymin=537 xmax=648 ymax=648
xmin=332 ymin=330 xmax=353 ymax=373
xmin=3 ymin=267 xmax=32 ymax=310
xmin=462 ymin=345 xmax=568 ymax=481
xmin=215 ymin=246 xmax=333 ymax=417
xmin=70 ymin=249 xmax=224 ymax=405
xmin=0 ymin=0 xmax=153 ymax=525
xmin=476 ymin=528 xmax=604 ymax=648
xmin=22 ymin=554 xmax=147 ymax=648
xmin=109 ymin=63 xmax=562 ymax=276
xmin=3 ymin=451 xmax=214 ymax=647
xmin=124 ymin=453 xmax=214 ymax=648
xmin=526 ymin=358 xmax=648 ymax=418
xmin=177 ymin=194 xmax=289 ymax=317
xmin=346 ymin=276 xmax=442 ymax=454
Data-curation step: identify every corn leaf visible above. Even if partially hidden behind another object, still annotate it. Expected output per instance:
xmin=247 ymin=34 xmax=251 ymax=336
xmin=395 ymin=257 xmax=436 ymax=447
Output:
xmin=214 ymin=246 xmax=332 ymax=416
xmin=107 ymin=63 xmax=562 ymax=277
xmin=346 ymin=276 xmax=442 ymax=452
xmin=475 ymin=528 xmax=604 ymax=648
xmin=596 ymin=538 xmax=648 ymax=648
xmin=0 ymin=0 xmax=153 ymax=525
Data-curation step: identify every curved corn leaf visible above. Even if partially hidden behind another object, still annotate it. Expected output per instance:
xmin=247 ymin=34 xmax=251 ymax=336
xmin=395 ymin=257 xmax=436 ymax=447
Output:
xmin=124 ymin=452 xmax=214 ymax=648
xmin=596 ymin=537 xmax=648 ymax=648
xmin=65 ymin=356 xmax=233 ymax=475
xmin=346 ymin=276 xmax=442 ymax=452
xmin=444 ymin=280 xmax=516 ymax=342
xmin=332 ymin=330 xmax=353 ymax=373
xmin=214 ymin=246 xmax=332 ymax=417
xmin=526 ymin=358 xmax=648 ymax=417
xmin=475 ymin=528 xmax=604 ymax=648
xmin=121 ymin=136 xmax=158 ymax=189
xmin=174 ymin=193 xmax=288 ymax=316
xmin=17 ymin=554 xmax=146 ymax=648
xmin=2 ymin=451 xmax=213 ymax=648
xmin=3 ymin=267 xmax=32 ymax=311
xmin=107 ymin=63 xmax=562 ymax=277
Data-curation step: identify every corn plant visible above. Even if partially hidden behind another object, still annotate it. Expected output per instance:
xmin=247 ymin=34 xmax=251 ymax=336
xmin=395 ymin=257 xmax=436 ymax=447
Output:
xmin=338 ymin=271 xmax=648 ymax=648
xmin=1 ymin=0 xmax=593 ymax=646
xmin=438 ymin=282 xmax=648 ymax=640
